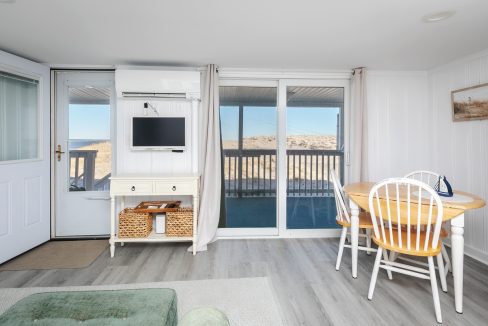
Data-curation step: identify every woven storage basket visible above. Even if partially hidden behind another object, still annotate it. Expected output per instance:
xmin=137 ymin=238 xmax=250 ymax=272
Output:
xmin=166 ymin=208 xmax=193 ymax=237
xmin=118 ymin=208 xmax=153 ymax=238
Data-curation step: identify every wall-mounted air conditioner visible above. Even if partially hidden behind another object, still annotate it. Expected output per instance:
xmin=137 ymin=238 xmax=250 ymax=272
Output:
xmin=115 ymin=69 xmax=200 ymax=100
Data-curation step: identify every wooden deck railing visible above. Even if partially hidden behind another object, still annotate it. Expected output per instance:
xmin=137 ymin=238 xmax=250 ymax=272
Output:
xmin=223 ymin=149 xmax=344 ymax=197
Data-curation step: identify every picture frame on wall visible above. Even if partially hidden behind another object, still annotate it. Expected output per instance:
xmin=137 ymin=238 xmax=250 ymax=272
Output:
xmin=451 ymin=83 xmax=488 ymax=122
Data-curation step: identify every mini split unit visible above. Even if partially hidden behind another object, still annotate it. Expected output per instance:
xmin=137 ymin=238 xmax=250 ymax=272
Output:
xmin=115 ymin=69 xmax=201 ymax=100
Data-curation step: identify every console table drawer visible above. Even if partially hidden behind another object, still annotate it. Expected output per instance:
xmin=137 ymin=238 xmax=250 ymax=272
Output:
xmin=155 ymin=181 xmax=194 ymax=195
xmin=111 ymin=181 xmax=153 ymax=194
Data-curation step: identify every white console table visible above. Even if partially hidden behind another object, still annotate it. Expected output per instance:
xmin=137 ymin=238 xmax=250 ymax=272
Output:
xmin=109 ymin=174 xmax=200 ymax=257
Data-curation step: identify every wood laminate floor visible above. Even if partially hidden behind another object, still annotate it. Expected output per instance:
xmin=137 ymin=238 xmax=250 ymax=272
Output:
xmin=1 ymin=239 xmax=487 ymax=325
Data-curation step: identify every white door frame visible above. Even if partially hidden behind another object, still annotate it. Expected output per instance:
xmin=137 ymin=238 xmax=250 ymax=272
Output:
xmin=217 ymin=73 xmax=350 ymax=239
xmin=51 ymin=70 xmax=116 ymax=238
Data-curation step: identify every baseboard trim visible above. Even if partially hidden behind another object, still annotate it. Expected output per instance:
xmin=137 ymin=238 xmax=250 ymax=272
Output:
xmin=217 ymin=229 xmax=341 ymax=240
xmin=444 ymin=241 xmax=488 ymax=266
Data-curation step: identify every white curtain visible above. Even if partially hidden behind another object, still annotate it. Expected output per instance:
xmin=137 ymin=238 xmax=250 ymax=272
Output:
xmin=192 ymin=64 xmax=221 ymax=252
xmin=349 ymin=68 xmax=368 ymax=182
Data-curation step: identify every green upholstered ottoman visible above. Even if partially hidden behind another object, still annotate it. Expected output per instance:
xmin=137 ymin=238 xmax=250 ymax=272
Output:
xmin=0 ymin=288 xmax=177 ymax=326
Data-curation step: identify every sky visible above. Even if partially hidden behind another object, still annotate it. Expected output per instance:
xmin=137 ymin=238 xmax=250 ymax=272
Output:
xmin=69 ymin=104 xmax=340 ymax=142
xmin=69 ymin=104 xmax=110 ymax=140
xmin=220 ymin=106 xmax=340 ymax=141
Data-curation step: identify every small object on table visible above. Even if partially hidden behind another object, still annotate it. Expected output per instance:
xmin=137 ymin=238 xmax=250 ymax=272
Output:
xmin=435 ymin=175 xmax=453 ymax=197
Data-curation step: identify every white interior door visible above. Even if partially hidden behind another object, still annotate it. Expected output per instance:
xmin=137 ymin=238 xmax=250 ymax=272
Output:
xmin=54 ymin=71 xmax=115 ymax=237
xmin=0 ymin=51 xmax=50 ymax=264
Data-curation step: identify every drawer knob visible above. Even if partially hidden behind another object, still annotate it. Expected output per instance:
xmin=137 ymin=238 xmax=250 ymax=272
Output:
xmin=172 ymin=186 xmax=176 ymax=191
xmin=131 ymin=186 xmax=136 ymax=191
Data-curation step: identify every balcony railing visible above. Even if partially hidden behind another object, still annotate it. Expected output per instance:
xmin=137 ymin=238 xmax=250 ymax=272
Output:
xmin=223 ymin=149 xmax=344 ymax=197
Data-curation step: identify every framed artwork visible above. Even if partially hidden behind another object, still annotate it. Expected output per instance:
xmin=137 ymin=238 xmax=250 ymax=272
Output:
xmin=451 ymin=83 xmax=488 ymax=121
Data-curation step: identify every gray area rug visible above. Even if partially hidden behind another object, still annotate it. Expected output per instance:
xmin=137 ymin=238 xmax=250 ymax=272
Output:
xmin=0 ymin=277 xmax=285 ymax=326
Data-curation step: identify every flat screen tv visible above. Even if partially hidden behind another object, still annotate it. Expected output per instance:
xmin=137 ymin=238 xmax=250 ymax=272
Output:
xmin=132 ymin=117 xmax=186 ymax=150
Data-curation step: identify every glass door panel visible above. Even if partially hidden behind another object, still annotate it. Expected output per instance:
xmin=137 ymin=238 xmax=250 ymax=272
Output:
xmin=68 ymin=88 xmax=111 ymax=192
xmin=220 ymin=86 xmax=277 ymax=228
xmin=285 ymin=86 xmax=344 ymax=229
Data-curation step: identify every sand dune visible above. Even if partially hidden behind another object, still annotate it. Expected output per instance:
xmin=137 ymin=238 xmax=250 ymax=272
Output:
xmin=223 ymin=135 xmax=337 ymax=150
xmin=70 ymin=141 xmax=111 ymax=181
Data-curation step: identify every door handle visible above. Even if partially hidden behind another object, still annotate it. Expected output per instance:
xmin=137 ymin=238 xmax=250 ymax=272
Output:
xmin=85 ymin=196 xmax=111 ymax=201
xmin=131 ymin=186 xmax=136 ymax=191
xmin=55 ymin=144 xmax=66 ymax=162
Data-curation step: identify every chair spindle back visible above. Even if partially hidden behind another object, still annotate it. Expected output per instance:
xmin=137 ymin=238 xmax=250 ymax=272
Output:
xmin=368 ymin=178 xmax=443 ymax=252
xmin=404 ymin=170 xmax=440 ymax=189
xmin=330 ymin=169 xmax=350 ymax=224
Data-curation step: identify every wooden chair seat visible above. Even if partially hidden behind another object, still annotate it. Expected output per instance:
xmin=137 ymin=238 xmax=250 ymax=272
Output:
xmin=336 ymin=211 xmax=374 ymax=228
xmin=396 ymin=225 xmax=449 ymax=239
xmin=373 ymin=230 xmax=442 ymax=257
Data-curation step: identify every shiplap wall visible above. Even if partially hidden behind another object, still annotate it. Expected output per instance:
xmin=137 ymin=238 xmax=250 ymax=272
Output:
xmin=115 ymin=98 xmax=198 ymax=207
xmin=429 ymin=50 xmax=488 ymax=263
xmin=365 ymin=71 xmax=432 ymax=181
xmin=115 ymin=99 xmax=197 ymax=175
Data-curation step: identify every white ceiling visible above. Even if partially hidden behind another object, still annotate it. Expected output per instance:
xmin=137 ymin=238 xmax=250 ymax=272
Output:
xmin=1 ymin=0 xmax=487 ymax=70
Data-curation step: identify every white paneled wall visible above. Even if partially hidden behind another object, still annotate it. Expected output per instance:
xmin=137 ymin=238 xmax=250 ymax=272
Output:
xmin=115 ymin=98 xmax=198 ymax=208
xmin=365 ymin=71 xmax=431 ymax=181
xmin=429 ymin=50 xmax=488 ymax=263
xmin=116 ymin=99 xmax=197 ymax=175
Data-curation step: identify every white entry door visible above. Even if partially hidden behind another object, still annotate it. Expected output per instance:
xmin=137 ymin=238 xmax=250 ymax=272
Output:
xmin=0 ymin=51 xmax=51 ymax=264
xmin=54 ymin=71 xmax=115 ymax=237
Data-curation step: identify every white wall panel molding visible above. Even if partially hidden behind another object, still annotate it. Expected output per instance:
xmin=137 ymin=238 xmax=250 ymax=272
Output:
xmin=428 ymin=51 xmax=488 ymax=262
xmin=366 ymin=71 xmax=430 ymax=182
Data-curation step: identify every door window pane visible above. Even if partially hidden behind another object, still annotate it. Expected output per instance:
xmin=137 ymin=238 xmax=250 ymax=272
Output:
xmin=286 ymin=86 xmax=344 ymax=229
xmin=0 ymin=71 xmax=39 ymax=162
xmin=68 ymin=87 xmax=111 ymax=191
xmin=220 ymin=86 xmax=277 ymax=228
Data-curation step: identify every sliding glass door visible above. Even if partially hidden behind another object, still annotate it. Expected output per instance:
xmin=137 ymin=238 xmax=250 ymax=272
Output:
xmin=218 ymin=78 xmax=348 ymax=237
xmin=218 ymin=81 xmax=279 ymax=236
xmin=284 ymin=85 xmax=344 ymax=230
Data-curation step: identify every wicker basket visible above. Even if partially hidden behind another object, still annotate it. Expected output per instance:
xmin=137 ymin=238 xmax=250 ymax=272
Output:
xmin=118 ymin=208 xmax=153 ymax=238
xmin=166 ymin=208 xmax=193 ymax=237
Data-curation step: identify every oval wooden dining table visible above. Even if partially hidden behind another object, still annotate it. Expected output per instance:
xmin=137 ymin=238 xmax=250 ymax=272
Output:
xmin=343 ymin=182 xmax=486 ymax=314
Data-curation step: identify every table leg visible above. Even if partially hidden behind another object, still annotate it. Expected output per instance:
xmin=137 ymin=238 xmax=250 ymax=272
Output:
xmin=110 ymin=196 xmax=115 ymax=258
xmin=349 ymin=200 xmax=360 ymax=279
xmin=451 ymin=213 xmax=465 ymax=313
